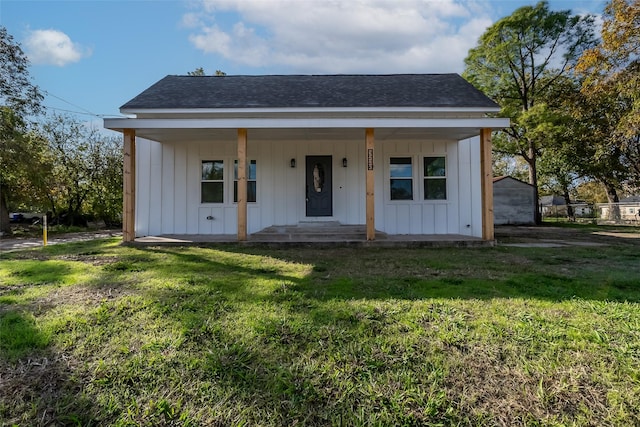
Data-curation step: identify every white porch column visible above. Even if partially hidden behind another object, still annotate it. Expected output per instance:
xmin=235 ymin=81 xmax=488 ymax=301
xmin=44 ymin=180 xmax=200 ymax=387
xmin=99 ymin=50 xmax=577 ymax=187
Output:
xmin=123 ymin=129 xmax=136 ymax=242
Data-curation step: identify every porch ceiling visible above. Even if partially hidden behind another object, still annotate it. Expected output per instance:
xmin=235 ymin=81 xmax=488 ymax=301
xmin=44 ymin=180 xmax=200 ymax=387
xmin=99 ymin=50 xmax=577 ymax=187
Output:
xmin=120 ymin=127 xmax=490 ymax=144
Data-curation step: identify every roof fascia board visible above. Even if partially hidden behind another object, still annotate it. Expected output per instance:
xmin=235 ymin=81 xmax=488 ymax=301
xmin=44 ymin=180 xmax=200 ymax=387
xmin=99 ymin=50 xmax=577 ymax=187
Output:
xmin=120 ymin=106 xmax=501 ymax=115
xmin=104 ymin=117 xmax=510 ymax=130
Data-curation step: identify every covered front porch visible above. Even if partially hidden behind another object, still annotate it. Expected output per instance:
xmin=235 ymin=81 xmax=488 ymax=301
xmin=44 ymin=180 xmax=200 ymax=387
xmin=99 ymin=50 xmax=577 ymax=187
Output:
xmin=105 ymin=125 xmax=503 ymax=244
xmin=103 ymin=75 xmax=510 ymax=245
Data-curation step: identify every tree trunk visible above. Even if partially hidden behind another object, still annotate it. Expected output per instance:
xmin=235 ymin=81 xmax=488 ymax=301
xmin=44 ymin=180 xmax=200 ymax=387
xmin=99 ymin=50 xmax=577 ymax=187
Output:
xmin=527 ymin=143 xmax=542 ymax=224
xmin=0 ymin=184 xmax=13 ymax=236
xmin=46 ymin=195 xmax=57 ymax=221
xmin=603 ymin=181 xmax=620 ymax=220
xmin=562 ymin=189 xmax=574 ymax=220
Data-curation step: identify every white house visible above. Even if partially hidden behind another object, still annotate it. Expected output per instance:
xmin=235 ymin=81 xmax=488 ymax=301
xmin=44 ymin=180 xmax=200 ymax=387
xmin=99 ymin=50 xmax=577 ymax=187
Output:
xmin=539 ymin=195 xmax=568 ymax=217
xmin=598 ymin=196 xmax=640 ymax=222
xmin=104 ymin=74 xmax=509 ymax=242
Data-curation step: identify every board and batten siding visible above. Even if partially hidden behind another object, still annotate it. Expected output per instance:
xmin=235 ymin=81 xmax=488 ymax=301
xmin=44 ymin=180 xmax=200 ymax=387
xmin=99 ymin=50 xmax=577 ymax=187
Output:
xmin=378 ymin=137 xmax=481 ymax=236
xmin=134 ymin=135 xmax=482 ymax=237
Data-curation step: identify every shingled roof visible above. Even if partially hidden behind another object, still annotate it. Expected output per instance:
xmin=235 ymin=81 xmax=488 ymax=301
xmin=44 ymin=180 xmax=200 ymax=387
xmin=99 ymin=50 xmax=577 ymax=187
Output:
xmin=120 ymin=74 xmax=499 ymax=111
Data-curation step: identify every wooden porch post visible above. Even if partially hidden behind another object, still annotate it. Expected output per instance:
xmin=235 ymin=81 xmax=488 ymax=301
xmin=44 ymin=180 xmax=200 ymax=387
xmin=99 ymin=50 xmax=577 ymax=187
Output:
xmin=365 ymin=128 xmax=375 ymax=241
xmin=480 ymin=128 xmax=494 ymax=241
xmin=237 ymin=128 xmax=248 ymax=241
xmin=123 ymin=129 xmax=136 ymax=242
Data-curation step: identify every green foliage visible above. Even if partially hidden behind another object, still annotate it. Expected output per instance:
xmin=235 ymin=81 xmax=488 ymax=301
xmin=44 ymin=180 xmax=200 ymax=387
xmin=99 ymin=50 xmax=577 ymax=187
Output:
xmin=1 ymin=26 xmax=121 ymax=231
xmin=575 ymin=181 xmax=608 ymax=205
xmin=573 ymin=0 xmax=640 ymax=194
xmin=37 ymin=114 xmax=123 ymax=225
xmin=187 ymin=67 xmax=205 ymax=76
xmin=187 ymin=67 xmax=226 ymax=76
xmin=0 ymin=26 xmax=44 ymax=234
xmin=492 ymin=153 xmax=529 ymax=182
xmin=0 ymin=26 xmax=43 ymax=116
xmin=0 ymin=108 xmax=51 ymax=235
xmin=562 ymin=83 xmax=631 ymax=203
xmin=85 ymin=135 xmax=123 ymax=225
xmin=1 ymin=116 xmax=52 ymax=207
xmin=464 ymin=1 xmax=594 ymax=112
xmin=464 ymin=1 xmax=596 ymax=222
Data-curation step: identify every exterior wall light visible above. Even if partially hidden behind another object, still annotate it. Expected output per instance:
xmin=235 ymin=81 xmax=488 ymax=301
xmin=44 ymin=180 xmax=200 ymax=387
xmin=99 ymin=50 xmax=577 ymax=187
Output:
xmin=290 ymin=158 xmax=296 ymax=168
xmin=342 ymin=157 xmax=348 ymax=167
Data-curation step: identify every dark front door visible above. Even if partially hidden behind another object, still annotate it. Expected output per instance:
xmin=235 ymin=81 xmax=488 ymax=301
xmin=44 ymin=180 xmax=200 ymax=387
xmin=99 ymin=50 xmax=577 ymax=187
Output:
xmin=306 ymin=156 xmax=332 ymax=216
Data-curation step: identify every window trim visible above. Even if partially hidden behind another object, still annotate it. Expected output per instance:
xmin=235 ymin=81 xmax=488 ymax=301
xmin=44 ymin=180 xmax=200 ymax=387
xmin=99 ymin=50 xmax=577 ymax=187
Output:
xmin=233 ymin=159 xmax=257 ymax=203
xmin=201 ymin=159 xmax=225 ymax=204
xmin=388 ymin=156 xmax=415 ymax=201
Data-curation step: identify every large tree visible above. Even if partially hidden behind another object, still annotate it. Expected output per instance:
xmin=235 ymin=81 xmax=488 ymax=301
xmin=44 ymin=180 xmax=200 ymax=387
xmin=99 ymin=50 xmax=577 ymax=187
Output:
xmin=575 ymin=0 xmax=640 ymax=200
xmin=463 ymin=1 xmax=595 ymax=223
xmin=37 ymin=114 xmax=123 ymax=226
xmin=562 ymin=79 xmax=631 ymax=218
xmin=84 ymin=134 xmax=123 ymax=225
xmin=39 ymin=114 xmax=97 ymax=225
xmin=0 ymin=26 xmax=44 ymax=235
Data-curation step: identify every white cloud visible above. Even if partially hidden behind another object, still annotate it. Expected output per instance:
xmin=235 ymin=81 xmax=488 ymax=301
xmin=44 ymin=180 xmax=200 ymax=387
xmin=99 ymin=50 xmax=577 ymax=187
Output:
xmin=24 ymin=29 xmax=91 ymax=66
xmin=185 ymin=0 xmax=493 ymax=73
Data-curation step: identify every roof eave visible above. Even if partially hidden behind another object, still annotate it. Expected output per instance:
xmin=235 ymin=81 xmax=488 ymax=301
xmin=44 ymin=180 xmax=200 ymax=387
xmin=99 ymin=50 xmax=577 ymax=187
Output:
xmin=104 ymin=117 xmax=511 ymax=131
xmin=120 ymin=106 xmax=501 ymax=116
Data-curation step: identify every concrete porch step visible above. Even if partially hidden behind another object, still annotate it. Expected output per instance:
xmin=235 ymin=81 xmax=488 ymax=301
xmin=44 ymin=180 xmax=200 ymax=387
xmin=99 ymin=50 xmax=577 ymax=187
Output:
xmin=251 ymin=223 xmax=384 ymax=241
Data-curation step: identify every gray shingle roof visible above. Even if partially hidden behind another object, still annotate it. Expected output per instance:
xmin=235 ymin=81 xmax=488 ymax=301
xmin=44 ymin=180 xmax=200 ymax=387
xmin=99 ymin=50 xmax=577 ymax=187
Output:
xmin=120 ymin=74 xmax=499 ymax=110
xmin=540 ymin=195 xmax=567 ymax=206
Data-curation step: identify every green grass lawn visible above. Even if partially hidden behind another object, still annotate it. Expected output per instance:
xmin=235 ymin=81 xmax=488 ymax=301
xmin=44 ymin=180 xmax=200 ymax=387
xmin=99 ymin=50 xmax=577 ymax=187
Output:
xmin=1 ymin=235 xmax=640 ymax=426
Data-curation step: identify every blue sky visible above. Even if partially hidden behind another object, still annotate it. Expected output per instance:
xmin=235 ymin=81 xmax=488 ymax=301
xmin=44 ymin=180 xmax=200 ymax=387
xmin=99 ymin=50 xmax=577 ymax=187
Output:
xmin=1 ymin=0 xmax=605 ymax=129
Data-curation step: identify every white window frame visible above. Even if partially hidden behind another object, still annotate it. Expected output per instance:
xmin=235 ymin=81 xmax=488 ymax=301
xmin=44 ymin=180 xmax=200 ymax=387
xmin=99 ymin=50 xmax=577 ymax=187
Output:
xmin=201 ymin=160 xmax=225 ymax=204
xmin=423 ymin=155 xmax=448 ymax=201
xmin=233 ymin=159 xmax=257 ymax=203
xmin=388 ymin=155 xmax=415 ymax=202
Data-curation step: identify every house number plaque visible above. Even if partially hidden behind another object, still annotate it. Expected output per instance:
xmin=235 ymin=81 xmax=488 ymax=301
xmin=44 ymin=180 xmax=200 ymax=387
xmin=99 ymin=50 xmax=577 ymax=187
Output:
xmin=367 ymin=149 xmax=374 ymax=170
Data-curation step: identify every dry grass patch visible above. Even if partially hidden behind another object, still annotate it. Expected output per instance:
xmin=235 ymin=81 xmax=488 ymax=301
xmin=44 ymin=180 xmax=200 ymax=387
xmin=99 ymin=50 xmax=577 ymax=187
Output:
xmin=445 ymin=344 xmax=611 ymax=426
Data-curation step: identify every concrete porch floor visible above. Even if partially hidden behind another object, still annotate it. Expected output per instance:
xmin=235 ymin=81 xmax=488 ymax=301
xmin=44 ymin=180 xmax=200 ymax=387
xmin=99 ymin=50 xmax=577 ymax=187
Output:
xmin=133 ymin=222 xmax=492 ymax=248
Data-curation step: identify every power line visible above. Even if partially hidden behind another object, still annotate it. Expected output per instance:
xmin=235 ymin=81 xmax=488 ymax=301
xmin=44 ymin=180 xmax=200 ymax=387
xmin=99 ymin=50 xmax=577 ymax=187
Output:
xmin=42 ymin=89 xmax=99 ymax=116
xmin=44 ymin=106 xmax=104 ymax=117
xmin=42 ymin=90 xmax=126 ymax=118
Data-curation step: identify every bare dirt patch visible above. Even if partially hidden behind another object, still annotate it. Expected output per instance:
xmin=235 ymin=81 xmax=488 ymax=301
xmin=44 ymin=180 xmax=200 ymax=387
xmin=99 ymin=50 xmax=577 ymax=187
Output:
xmin=34 ymin=283 xmax=134 ymax=312
xmin=55 ymin=254 xmax=119 ymax=266
xmin=445 ymin=345 xmax=611 ymax=425
xmin=0 ymin=229 xmax=121 ymax=252
xmin=1 ymin=283 xmax=134 ymax=317
xmin=496 ymin=225 xmax=640 ymax=247
xmin=0 ymin=353 xmax=95 ymax=425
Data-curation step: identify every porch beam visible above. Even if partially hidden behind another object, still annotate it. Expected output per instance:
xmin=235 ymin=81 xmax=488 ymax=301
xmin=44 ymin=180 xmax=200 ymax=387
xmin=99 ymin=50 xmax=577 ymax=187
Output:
xmin=123 ymin=129 xmax=136 ymax=242
xmin=365 ymin=128 xmax=375 ymax=241
xmin=237 ymin=128 xmax=248 ymax=241
xmin=480 ymin=128 xmax=494 ymax=241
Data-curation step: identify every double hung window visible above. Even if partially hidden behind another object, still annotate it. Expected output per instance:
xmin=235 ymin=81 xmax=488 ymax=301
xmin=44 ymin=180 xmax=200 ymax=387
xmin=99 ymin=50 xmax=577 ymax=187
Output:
xmin=390 ymin=157 xmax=413 ymax=200
xmin=234 ymin=160 xmax=257 ymax=203
xmin=201 ymin=159 xmax=258 ymax=204
xmin=388 ymin=156 xmax=447 ymax=201
xmin=201 ymin=160 xmax=224 ymax=203
xmin=424 ymin=157 xmax=446 ymax=200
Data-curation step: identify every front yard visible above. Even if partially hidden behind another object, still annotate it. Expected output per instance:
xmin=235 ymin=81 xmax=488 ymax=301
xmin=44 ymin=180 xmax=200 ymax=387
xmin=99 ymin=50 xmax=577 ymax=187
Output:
xmin=1 ymin=230 xmax=639 ymax=425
